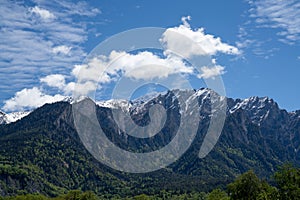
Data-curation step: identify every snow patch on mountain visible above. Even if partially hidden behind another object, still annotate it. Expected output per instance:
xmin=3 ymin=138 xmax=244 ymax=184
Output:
xmin=97 ymin=99 xmax=132 ymax=112
xmin=229 ymin=96 xmax=279 ymax=125
xmin=2 ymin=88 xmax=298 ymax=127
xmin=6 ymin=111 xmax=31 ymax=123
xmin=131 ymin=91 xmax=166 ymax=106
xmin=0 ymin=111 xmax=31 ymax=124
xmin=96 ymin=92 xmax=166 ymax=113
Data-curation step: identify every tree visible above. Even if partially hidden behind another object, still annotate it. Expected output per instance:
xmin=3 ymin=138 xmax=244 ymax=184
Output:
xmin=274 ymin=163 xmax=300 ymax=200
xmin=79 ymin=191 xmax=98 ymax=200
xmin=256 ymin=180 xmax=279 ymax=200
xmin=227 ymin=170 xmax=262 ymax=200
xmin=132 ymin=194 xmax=151 ymax=200
xmin=207 ymin=188 xmax=229 ymax=200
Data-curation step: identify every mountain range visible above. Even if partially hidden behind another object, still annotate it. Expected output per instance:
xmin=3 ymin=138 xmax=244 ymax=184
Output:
xmin=0 ymin=88 xmax=299 ymax=197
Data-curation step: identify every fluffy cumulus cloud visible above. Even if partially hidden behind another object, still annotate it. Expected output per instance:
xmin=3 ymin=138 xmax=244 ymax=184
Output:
xmin=40 ymin=74 xmax=66 ymax=90
xmin=2 ymin=15 xmax=239 ymax=111
xmin=106 ymin=51 xmax=193 ymax=80
xmin=72 ymin=57 xmax=111 ymax=84
xmin=72 ymin=51 xmax=192 ymax=82
xmin=198 ymin=66 xmax=225 ymax=79
xmin=161 ymin=16 xmax=240 ymax=58
xmin=39 ymin=74 xmax=76 ymax=95
xmin=67 ymin=51 xmax=194 ymax=97
xmin=3 ymin=87 xmax=65 ymax=111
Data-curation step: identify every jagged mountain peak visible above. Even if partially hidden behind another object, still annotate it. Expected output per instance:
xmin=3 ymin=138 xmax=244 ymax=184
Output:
xmin=62 ymin=96 xmax=74 ymax=103
xmin=0 ymin=88 xmax=291 ymax=126
xmin=229 ymin=96 xmax=284 ymax=125
xmin=132 ymin=91 xmax=167 ymax=103
xmin=96 ymin=99 xmax=133 ymax=113
xmin=0 ymin=110 xmax=31 ymax=125
xmin=0 ymin=110 xmax=6 ymax=125
xmin=230 ymin=96 xmax=277 ymax=112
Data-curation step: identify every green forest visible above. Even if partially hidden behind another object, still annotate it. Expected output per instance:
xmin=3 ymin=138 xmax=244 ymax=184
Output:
xmin=1 ymin=164 xmax=299 ymax=200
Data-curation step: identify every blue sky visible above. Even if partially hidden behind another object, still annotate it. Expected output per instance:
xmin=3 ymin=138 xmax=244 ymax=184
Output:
xmin=1 ymin=0 xmax=300 ymax=111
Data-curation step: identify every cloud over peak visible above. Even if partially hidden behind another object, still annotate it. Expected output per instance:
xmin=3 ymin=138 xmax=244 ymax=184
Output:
xmin=3 ymin=87 xmax=65 ymax=111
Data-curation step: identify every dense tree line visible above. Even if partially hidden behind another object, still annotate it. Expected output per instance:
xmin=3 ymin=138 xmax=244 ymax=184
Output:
xmin=1 ymin=164 xmax=299 ymax=200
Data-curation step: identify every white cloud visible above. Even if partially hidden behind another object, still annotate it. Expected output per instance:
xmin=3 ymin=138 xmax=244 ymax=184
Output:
xmin=236 ymin=39 xmax=254 ymax=49
xmin=71 ymin=17 xmax=238 ymax=92
xmin=95 ymin=33 xmax=102 ymax=37
xmin=248 ymin=0 xmax=300 ymax=44
xmin=71 ymin=81 xmax=98 ymax=97
xmin=2 ymin=15 xmax=236 ymax=111
xmin=69 ymin=48 xmax=228 ymax=97
xmin=50 ymin=0 xmax=101 ymax=16
xmin=72 ymin=50 xmax=194 ymax=86
xmin=3 ymin=87 xmax=65 ymax=111
xmin=29 ymin=6 xmax=55 ymax=21
xmin=0 ymin=0 xmax=100 ymax=105
xmin=52 ymin=45 xmax=72 ymax=55
xmin=40 ymin=74 xmax=66 ymax=90
xmin=64 ymin=82 xmax=76 ymax=94
xmin=198 ymin=65 xmax=225 ymax=79
xmin=39 ymin=74 xmax=78 ymax=95
xmin=72 ymin=56 xmax=111 ymax=84
xmin=236 ymin=27 xmax=255 ymax=49
xmin=181 ymin=15 xmax=192 ymax=28
xmin=110 ymin=51 xmax=193 ymax=80
xmin=161 ymin=16 xmax=240 ymax=58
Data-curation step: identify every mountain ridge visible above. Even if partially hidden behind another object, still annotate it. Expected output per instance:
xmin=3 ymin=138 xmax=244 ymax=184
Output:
xmin=0 ymin=88 xmax=299 ymax=196
xmin=1 ymin=88 xmax=298 ymax=125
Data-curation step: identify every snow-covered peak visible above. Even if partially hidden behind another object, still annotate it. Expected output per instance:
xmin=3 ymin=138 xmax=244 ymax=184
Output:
xmin=230 ymin=96 xmax=276 ymax=113
xmin=6 ymin=111 xmax=31 ymax=123
xmin=229 ymin=96 xmax=279 ymax=125
xmin=63 ymin=96 xmax=74 ymax=103
xmin=0 ymin=110 xmax=31 ymax=125
xmin=0 ymin=89 xmax=287 ymax=127
xmin=131 ymin=91 xmax=165 ymax=106
xmin=195 ymin=88 xmax=212 ymax=96
xmin=97 ymin=99 xmax=132 ymax=112
xmin=96 ymin=92 xmax=166 ymax=113
xmin=73 ymin=89 xmax=214 ymax=111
